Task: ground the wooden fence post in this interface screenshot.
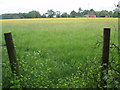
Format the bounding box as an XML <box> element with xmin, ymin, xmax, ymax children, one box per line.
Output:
<box><xmin>101</xmin><ymin>28</ymin><xmax>110</xmax><ymax>88</ymax></box>
<box><xmin>4</xmin><ymin>32</ymin><xmax>19</xmax><ymax>76</ymax></box>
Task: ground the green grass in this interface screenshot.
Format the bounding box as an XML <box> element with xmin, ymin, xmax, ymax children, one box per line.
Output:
<box><xmin>1</xmin><ymin>18</ymin><xmax>119</xmax><ymax>88</ymax></box>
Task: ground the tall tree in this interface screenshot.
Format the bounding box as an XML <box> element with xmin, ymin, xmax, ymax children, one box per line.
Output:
<box><xmin>70</xmin><ymin>10</ymin><xmax>77</xmax><ymax>17</ymax></box>
<box><xmin>82</xmin><ymin>10</ymin><xmax>90</xmax><ymax>15</ymax></box>
<box><xmin>113</xmin><ymin>11</ymin><xmax>119</xmax><ymax>17</ymax></box>
<box><xmin>19</xmin><ymin>13</ymin><xmax>27</xmax><ymax>18</ymax></box>
<box><xmin>78</xmin><ymin>8</ymin><xmax>82</xmax><ymax>13</ymax></box>
<box><xmin>99</xmin><ymin>10</ymin><xmax>108</xmax><ymax>17</ymax></box>
<box><xmin>56</xmin><ymin>11</ymin><xmax>61</xmax><ymax>18</ymax></box>
<box><xmin>90</xmin><ymin>9</ymin><xmax>95</xmax><ymax>15</ymax></box>
<box><xmin>61</xmin><ymin>12</ymin><xmax>68</xmax><ymax>18</ymax></box>
<box><xmin>108</xmin><ymin>11</ymin><xmax>113</xmax><ymax>17</ymax></box>
<box><xmin>47</xmin><ymin>9</ymin><xmax>56</xmax><ymax>18</ymax></box>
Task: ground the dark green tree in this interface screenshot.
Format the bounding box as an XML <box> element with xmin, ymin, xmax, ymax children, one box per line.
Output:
<box><xmin>76</xmin><ymin>8</ymin><xmax>83</xmax><ymax>17</ymax></box>
<box><xmin>70</xmin><ymin>10</ymin><xmax>77</xmax><ymax>17</ymax></box>
<box><xmin>2</xmin><ymin>14</ymin><xmax>21</xmax><ymax>19</ymax></box>
<box><xmin>47</xmin><ymin>9</ymin><xmax>56</xmax><ymax>18</ymax></box>
<box><xmin>113</xmin><ymin>11</ymin><xmax>119</xmax><ymax>17</ymax></box>
<box><xmin>61</xmin><ymin>12</ymin><xmax>68</xmax><ymax>18</ymax></box>
<box><xmin>90</xmin><ymin>9</ymin><xmax>95</xmax><ymax>15</ymax></box>
<box><xmin>108</xmin><ymin>11</ymin><xmax>113</xmax><ymax>17</ymax></box>
<box><xmin>26</xmin><ymin>10</ymin><xmax>41</xmax><ymax>18</ymax></box>
<box><xmin>19</xmin><ymin>13</ymin><xmax>27</xmax><ymax>18</ymax></box>
<box><xmin>82</xmin><ymin>10</ymin><xmax>90</xmax><ymax>15</ymax></box>
<box><xmin>99</xmin><ymin>10</ymin><xmax>109</xmax><ymax>17</ymax></box>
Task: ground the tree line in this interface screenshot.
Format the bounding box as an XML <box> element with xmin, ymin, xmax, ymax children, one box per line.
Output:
<box><xmin>0</xmin><ymin>8</ymin><xmax>119</xmax><ymax>19</ymax></box>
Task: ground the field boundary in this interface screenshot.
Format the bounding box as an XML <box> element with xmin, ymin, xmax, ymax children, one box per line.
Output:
<box><xmin>4</xmin><ymin>28</ymin><xmax>111</xmax><ymax>88</ymax></box>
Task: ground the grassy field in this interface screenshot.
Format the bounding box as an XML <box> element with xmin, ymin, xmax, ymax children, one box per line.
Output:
<box><xmin>1</xmin><ymin>18</ymin><xmax>119</xmax><ymax>88</ymax></box>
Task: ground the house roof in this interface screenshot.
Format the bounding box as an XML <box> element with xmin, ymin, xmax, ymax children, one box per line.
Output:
<box><xmin>84</xmin><ymin>15</ymin><xmax>96</xmax><ymax>17</ymax></box>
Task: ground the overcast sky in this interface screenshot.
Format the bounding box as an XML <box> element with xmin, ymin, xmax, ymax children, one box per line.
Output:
<box><xmin>0</xmin><ymin>0</ymin><xmax>119</xmax><ymax>14</ymax></box>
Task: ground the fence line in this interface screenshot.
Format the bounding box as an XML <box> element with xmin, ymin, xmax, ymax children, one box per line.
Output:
<box><xmin>4</xmin><ymin>28</ymin><xmax>111</xmax><ymax>88</ymax></box>
<box><xmin>4</xmin><ymin>32</ymin><xmax>19</xmax><ymax>76</ymax></box>
<box><xmin>101</xmin><ymin>28</ymin><xmax>110</xmax><ymax>88</ymax></box>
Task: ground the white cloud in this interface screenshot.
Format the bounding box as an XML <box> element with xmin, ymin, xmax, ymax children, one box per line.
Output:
<box><xmin>0</xmin><ymin>0</ymin><xmax>119</xmax><ymax>14</ymax></box>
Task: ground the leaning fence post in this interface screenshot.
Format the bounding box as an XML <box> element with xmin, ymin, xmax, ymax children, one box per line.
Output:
<box><xmin>4</xmin><ymin>32</ymin><xmax>19</xmax><ymax>76</ymax></box>
<box><xmin>101</xmin><ymin>28</ymin><xmax>110</xmax><ymax>88</ymax></box>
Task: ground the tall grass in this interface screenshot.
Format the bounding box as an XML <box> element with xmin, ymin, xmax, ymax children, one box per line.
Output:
<box><xmin>2</xmin><ymin>18</ymin><xmax>118</xmax><ymax>88</ymax></box>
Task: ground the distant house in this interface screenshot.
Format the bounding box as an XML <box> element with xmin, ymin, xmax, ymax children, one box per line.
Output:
<box><xmin>84</xmin><ymin>15</ymin><xmax>96</xmax><ymax>17</ymax></box>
